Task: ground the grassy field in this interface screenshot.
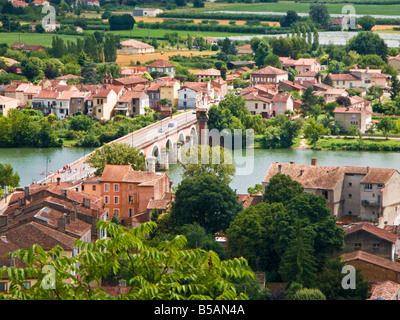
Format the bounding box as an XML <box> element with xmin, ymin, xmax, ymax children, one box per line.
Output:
<box><xmin>315</xmin><ymin>137</ymin><xmax>400</xmax><ymax>151</ymax></box>
<box><xmin>117</xmin><ymin>50</ymin><xmax>215</xmax><ymax>66</ymax></box>
<box><xmin>0</xmin><ymin>32</ymin><xmax>83</xmax><ymax>47</ymax></box>
<box><xmin>204</xmin><ymin>1</ymin><xmax>400</xmax><ymax>16</ymax></box>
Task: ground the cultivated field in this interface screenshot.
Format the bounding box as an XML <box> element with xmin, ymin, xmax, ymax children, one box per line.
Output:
<box><xmin>134</xmin><ymin>16</ymin><xmax>280</xmax><ymax>26</ymax></box>
<box><xmin>116</xmin><ymin>50</ymin><xmax>215</xmax><ymax>66</ymax></box>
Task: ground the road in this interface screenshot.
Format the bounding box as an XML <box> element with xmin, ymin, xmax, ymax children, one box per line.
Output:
<box><xmin>38</xmin><ymin>111</ymin><xmax>198</xmax><ymax>185</ymax></box>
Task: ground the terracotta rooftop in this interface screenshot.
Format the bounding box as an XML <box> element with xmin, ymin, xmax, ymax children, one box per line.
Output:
<box><xmin>195</xmin><ymin>68</ymin><xmax>221</xmax><ymax>77</ymax></box>
<box><xmin>368</xmin><ymin>281</ymin><xmax>400</xmax><ymax>300</ymax></box>
<box><xmin>262</xmin><ymin>161</ymin><xmax>398</xmax><ymax>190</ymax></box>
<box><xmin>342</xmin><ymin>250</ymin><xmax>400</xmax><ymax>273</ymax></box>
<box><xmin>113</xmin><ymin>75</ymin><xmax>149</xmax><ymax>85</ymax></box>
<box><xmin>251</xmin><ymin>66</ymin><xmax>288</xmax><ymax>75</ymax></box>
<box><xmin>345</xmin><ymin>222</ymin><xmax>398</xmax><ymax>244</ymax></box>
<box><xmin>100</xmin><ymin>165</ymin><xmax>167</xmax><ymax>185</ymax></box>
<box><xmin>146</xmin><ymin>59</ymin><xmax>175</xmax><ymax>68</ymax></box>
<box><xmin>120</xmin><ymin>39</ymin><xmax>154</xmax><ymax>49</ymax></box>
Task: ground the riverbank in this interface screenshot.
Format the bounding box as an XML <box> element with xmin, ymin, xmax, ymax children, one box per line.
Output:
<box><xmin>314</xmin><ymin>136</ymin><xmax>400</xmax><ymax>151</ymax></box>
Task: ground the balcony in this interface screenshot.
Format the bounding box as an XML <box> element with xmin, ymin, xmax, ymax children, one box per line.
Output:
<box><xmin>361</xmin><ymin>199</ymin><xmax>380</xmax><ymax>206</ymax></box>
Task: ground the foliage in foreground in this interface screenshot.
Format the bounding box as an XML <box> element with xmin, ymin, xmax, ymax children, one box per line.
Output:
<box><xmin>0</xmin><ymin>220</ymin><xmax>253</xmax><ymax>300</ymax></box>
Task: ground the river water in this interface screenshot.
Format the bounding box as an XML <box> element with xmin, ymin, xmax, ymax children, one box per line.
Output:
<box><xmin>1</xmin><ymin>147</ymin><xmax>400</xmax><ymax>194</ymax></box>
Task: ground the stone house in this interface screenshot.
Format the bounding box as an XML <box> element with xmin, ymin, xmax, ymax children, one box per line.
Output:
<box><xmin>250</xmin><ymin>66</ymin><xmax>288</xmax><ymax>85</ymax></box>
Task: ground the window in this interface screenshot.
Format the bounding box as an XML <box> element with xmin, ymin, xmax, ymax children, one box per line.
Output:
<box><xmin>348</xmin><ymin>194</ymin><xmax>352</xmax><ymax>199</ymax></box>
<box><xmin>114</xmin><ymin>184</ymin><xmax>119</xmax><ymax>192</ymax></box>
<box><xmin>104</xmin><ymin>184</ymin><xmax>110</xmax><ymax>192</ymax></box>
<box><xmin>98</xmin><ymin>109</ymin><xmax>101</xmax><ymax>113</ymax></box>
<box><xmin>92</xmin><ymin>185</ymin><xmax>96</xmax><ymax>191</ymax></box>
<box><xmin>377</xmin><ymin>184</ymin><xmax>384</xmax><ymax>189</ymax></box>
<box><xmin>255</xmin><ymin>103</ymin><xmax>258</xmax><ymax>109</ymax></box>
<box><xmin>114</xmin><ymin>196</ymin><xmax>119</xmax><ymax>204</ymax></box>
<box><xmin>354</xmin><ymin>243</ymin><xmax>362</xmax><ymax>249</ymax></box>
<box><xmin>129</xmin><ymin>184</ymin><xmax>133</xmax><ymax>191</ymax></box>
<box><xmin>104</xmin><ymin>196</ymin><xmax>109</xmax><ymax>204</ymax></box>
<box><xmin>0</xmin><ymin>283</ymin><xmax>7</xmax><ymax>291</ymax></box>
<box><xmin>129</xmin><ymin>195</ymin><xmax>134</xmax><ymax>203</ymax></box>
<box><xmin>129</xmin><ymin>208</ymin><xmax>134</xmax><ymax>217</ymax></box>
<box><xmin>348</xmin><ymin>182</ymin><xmax>352</xmax><ymax>187</ymax></box>
<box><xmin>364</xmin><ymin>184</ymin><xmax>373</xmax><ymax>191</ymax></box>
<box><xmin>113</xmin><ymin>209</ymin><xmax>119</xmax><ymax>217</ymax></box>
<box><xmin>373</xmin><ymin>243</ymin><xmax>380</xmax><ymax>249</ymax></box>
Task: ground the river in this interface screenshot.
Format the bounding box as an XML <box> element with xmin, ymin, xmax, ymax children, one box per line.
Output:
<box><xmin>0</xmin><ymin>147</ymin><xmax>94</xmax><ymax>187</ymax></box>
<box><xmin>1</xmin><ymin>147</ymin><xmax>400</xmax><ymax>194</ymax></box>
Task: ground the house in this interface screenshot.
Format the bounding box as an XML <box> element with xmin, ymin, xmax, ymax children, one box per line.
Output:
<box><xmin>114</xmin><ymin>90</ymin><xmax>149</xmax><ymax>117</ymax></box>
<box><xmin>31</xmin><ymin>0</ymin><xmax>50</xmax><ymax>6</ymax></box>
<box><xmin>333</xmin><ymin>95</ymin><xmax>373</xmax><ymax>133</ymax></box>
<box><xmin>204</xmin><ymin>37</ymin><xmax>218</xmax><ymax>45</ymax></box>
<box><xmin>314</xmin><ymin>88</ymin><xmax>348</xmax><ymax>103</ymax></box>
<box><xmin>349</xmin><ymin>68</ymin><xmax>390</xmax><ymax>89</ymax></box>
<box><xmin>250</xmin><ymin>66</ymin><xmax>288</xmax><ymax>85</ymax></box>
<box><xmin>0</xmin><ymin>182</ymin><xmax>108</xmax><ymax>293</ymax></box>
<box><xmin>262</xmin><ymin>159</ymin><xmax>400</xmax><ymax>227</ymax></box>
<box><xmin>227</xmin><ymin>61</ymin><xmax>255</xmax><ymax>70</ymax></box>
<box><xmin>113</xmin><ymin>75</ymin><xmax>149</xmax><ymax>89</ymax></box>
<box><xmin>242</xmin><ymin>92</ymin><xmax>272</xmax><ymax>118</ymax></box>
<box><xmin>92</xmin><ymin>88</ymin><xmax>119</xmax><ymax>120</ymax></box>
<box><xmin>281</xmin><ymin>58</ymin><xmax>322</xmax><ymax>73</ymax></box>
<box><xmin>10</xmin><ymin>43</ymin><xmax>46</xmax><ymax>52</ymax></box>
<box><xmin>146</xmin><ymin>82</ymin><xmax>162</xmax><ymax>110</ymax></box>
<box><xmin>82</xmin><ymin>165</ymin><xmax>171</xmax><ymax>228</ymax></box>
<box><xmin>211</xmin><ymin>77</ymin><xmax>227</xmax><ymax>101</ymax></box>
<box><xmin>0</xmin><ymin>95</ymin><xmax>19</xmax><ymax>117</ymax></box>
<box><xmin>388</xmin><ymin>55</ymin><xmax>400</xmax><ymax>70</ymax></box>
<box><xmin>368</xmin><ymin>281</ymin><xmax>400</xmax><ymax>300</ymax></box>
<box><xmin>278</xmin><ymin>80</ymin><xmax>307</xmax><ymax>95</ymax></box>
<box><xmin>342</xmin><ymin>251</ymin><xmax>400</xmax><ymax>284</ymax></box>
<box><xmin>236</xmin><ymin>44</ymin><xmax>253</xmax><ymax>56</ymax></box>
<box><xmin>177</xmin><ymin>82</ymin><xmax>212</xmax><ymax>109</ymax></box>
<box><xmin>330</xmin><ymin>73</ymin><xmax>363</xmax><ymax>90</ymax></box>
<box><xmin>132</xmin><ymin>7</ymin><xmax>163</xmax><ymax>17</ymax></box>
<box><xmin>294</xmin><ymin>71</ymin><xmax>318</xmax><ymax>82</ymax></box>
<box><xmin>30</xmin><ymin>21</ymin><xmax>60</xmax><ymax>33</ymax></box>
<box><xmin>195</xmin><ymin>68</ymin><xmax>221</xmax><ymax>82</ymax></box>
<box><xmin>118</xmin><ymin>39</ymin><xmax>154</xmax><ymax>54</ymax></box>
<box><xmin>121</xmin><ymin>66</ymin><xmax>147</xmax><ymax>77</ymax></box>
<box><xmin>69</xmin><ymin>90</ymin><xmax>90</xmax><ymax>115</ymax></box>
<box><xmin>344</xmin><ymin>222</ymin><xmax>399</xmax><ymax>261</ymax></box>
<box><xmin>146</xmin><ymin>59</ymin><xmax>176</xmax><ymax>78</ymax></box>
<box><xmin>159</xmin><ymin>77</ymin><xmax>181</xmax><ymax>108</ymax></box>
<box><xmin>8</xmin><ymin>0</ymin><xmax>28</xmax><ymax>7</ymax></box>
<box><xmin>32</xmin><ymin>89</ymin><xmax>79</xmax><ymax>119</ymax></box>
<box><xmin>271</xmin><ymin>93</ymin><xmax>295</xmax><ymax>116</ymax></box>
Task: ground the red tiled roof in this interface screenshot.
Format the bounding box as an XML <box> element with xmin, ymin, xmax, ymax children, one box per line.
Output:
<box><xmin>342</xmin><ymin>250</ymin><xmax>400</xmax><ymax>273</ymax></box>
<box><xmin>345</xmin><ymin>222</ymin><xmax>398</xmax><ymax>244</ymax></box>
<box><xmin>368</xmin><ymin>281</ymin><xmax>400</xmax><ymax>300</ymax></box>
<box><xmin>146</xmin><ymin>59</ymin><xmax>175</xmax><ymax>68</ymax></box>
<box><xmin>251</xmin><ymin>66</ymin><xmax>287</xmax><ymax>75</ymax></box>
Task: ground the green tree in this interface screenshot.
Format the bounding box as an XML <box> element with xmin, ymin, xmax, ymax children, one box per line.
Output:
<box><xmin>390</xmin><ymin>75</ymin><xmax>400</xmax><ymax>100</ymax></box>
<box><xmin>377</xmin><ymin>117</ymin><xmax>396</xmax><ymax>139</ymax></box>
<box><xmin>85</xmin><ymin>142</ymin><xmax>146</xmax><ymax>176</ymax></box>
<box><xmin>104</xmin><ymin>33</ymin><xmax>117</xmax><ymax>63</ymax></box>
<box><xmin>226</xmin><ymin>202</ymin><xmax>284</xmax><ymax>272</ymax></box>
<box><xmin>358</xmin><ymin>15</ymin><xmax>376</xmax><ymax>31</ymax></box>
<box><xmin>263</xmin><ymin>172</ymin><xmax>303</xmax><ymax>205</ymax></box>
<box><xmin>170</xmin><ymin>174</ymin><xmax>243</xmax><ymax>234</ymax></box>
<box><xmin>292</xmin><ymin>288</ymin><xmax>326</xmax><ymax>300</ymax></box>
<box><xmin>346</xmin><ymin>32</ymin><xmax>388</xmax><ymax>60</ymax></box>
<box><xmin>109</xmin><ymin>14</ymin><xmax>135</xmax><ymax>31</ymax></box>
<box><xmin>309</xmin><ymin>3</ymin><xmax>330</xmax><ymax>28</ymax></box>
<box><xmin>179</xmin><ymin>144</ymin><xmax>236</xmax><ymax>185</ymax></box>
<box><xmin>0</xmin><ymin>163</ymin><xmax>20</xmax><ymax>190</ymax></box>
<box><xmin>303</xmin><ymin>117</ymin><xmax>327</xmax><ymax>147</ymax></box>
<box><xmin>279</xmin><ymin>220</ymin><xmax>317</xmax><ymax>287</ymax></box>
<box><xmin>0</xmin><ymin>220</ymin><xmax>253</xmax><ymax>300</ymax></box>
<box><xmin>81</xmin><ymin>61</ymin><xmax>98</xmax><ymax>84</ymax></box>
<box><xmin>280</xmin><ymin>10</ymin><xmax>300</xmax><ymax>28</ymax></box>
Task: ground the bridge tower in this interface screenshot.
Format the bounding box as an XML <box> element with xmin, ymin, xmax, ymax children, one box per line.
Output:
<box><xmin>196</xmin><ymin>108</ymin><xmax>208</xmax><ymax>145</ymax></box>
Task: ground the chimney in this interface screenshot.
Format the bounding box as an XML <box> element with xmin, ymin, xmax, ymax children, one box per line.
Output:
<box><xmin>62</xmin><ymin>189</ymin><xmax>68</xmax><ymax>198</ymax></box>
<box><xmin>57</xmin><ymin>216</ymin><xmax>66</xmax><ymax>232</ymax></box>
<box><xmin>71</xmin><ymin>204</ymin><xmax>77</xmax><ymax>221</ymax></box>
<box><xmin>57</xmin><ymin>177</ymin><xmax>61</xmax><ymax>186</ymax></box>
<box><xmin>367</xmin><ymin>166</ymin><xmax>370</xmax><ymax>173</ymax></box>
<box><xmin>24</xmin><ymin>186</ymin><xmax>30</xmax><ymax>197</ymax></box>
<box><xmin>83</xmin><ymin>198</ymin><xmax>91</xmax><ymax>209</ymax></box>
<box><xmin>311</xmin><ymin>158</ymin><xmax>317</xmax><ymax>166</ymax></box>
<box><xmin>290</xmin><ymin>161</ymin><xmax>295</xmax><ymax>165</ymax></box>
<box><xmin>300</xmin><ymin>169</ymin><xmax>304</xmax><ymax>176</ymax></box>
<box><xmin>278</xmin><ymin>164</ymin><xmax>282</xmax><ymax>173</ymax></box>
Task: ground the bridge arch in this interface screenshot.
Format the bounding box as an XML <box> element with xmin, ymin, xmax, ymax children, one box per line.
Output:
<box><xmin>165</xmin><ymin>138</ymin><xmax>175</xmax><ymax>163</ymax></box>
<box><xmin>190</xmin><ymin>125</ymin><xmax>198</xmax><ymax>145</ymax></box>
<box><xmin>178</xmin><ymin>131</ymin><xmax>185</xmax><ymax>146</ymax></box>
